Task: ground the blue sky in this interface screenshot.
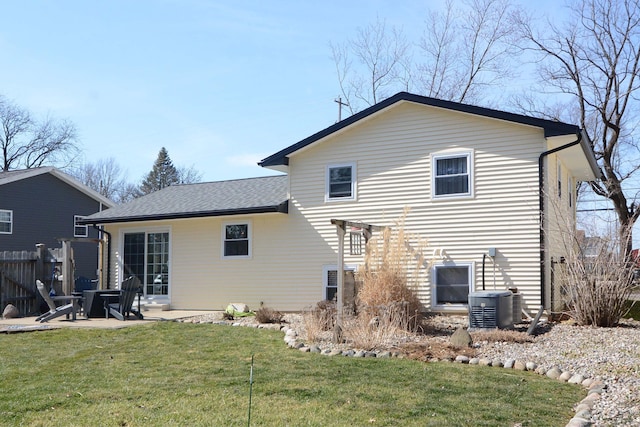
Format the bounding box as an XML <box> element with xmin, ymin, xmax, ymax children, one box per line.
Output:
<box><xmin>1</xmin><ymin>0</ymin><xmax>558</xmax><ymax>183</ymax></box>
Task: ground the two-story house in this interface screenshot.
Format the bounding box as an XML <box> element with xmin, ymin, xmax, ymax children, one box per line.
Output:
<box><xmin>81</xmin><ymin>92</ymin><xmax>601</xmax><ymax>314</ymax></box>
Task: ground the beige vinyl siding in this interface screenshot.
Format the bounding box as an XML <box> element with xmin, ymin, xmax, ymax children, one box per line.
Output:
<box><xmin>101</xmin><ymin>101</ymin><xmax>581</xmax><ymax>313</ymax></box>
<box><xmin>288</xmin><ymin>101</ymin><xmax>545</xmax><ymax>312</ymax></box>
<box><xmin>544</xmin><ymin>153</ymin><xmax>578</xmax><ymax>311</ymax></box>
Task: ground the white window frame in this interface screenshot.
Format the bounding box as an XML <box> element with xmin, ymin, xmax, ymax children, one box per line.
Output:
<box><xmin>558</xmin><ymin>161</ymin><xmax>562</xmax><ymax>199</ymax></box>
<box><xmin>222</xmin><ymin>221</ymin><xmax>252</xmax><ymax>259</ymax></box>
<box><xmin>0</xmin><ymin>209</ymin><xmax>12</xmax><ymax>234</ymax></box>
<box><xmin>325</xmin><ymin>162</ymin><xmax>357</xmax><ymax>202</ymax></box>
<box><xmin>322</xmin><ymin>264</ymin><xmax>357</xmax><ymax>302</ymax></box>
<box><xmin>118</xmin><ymin>226</ymin><xmax>171</xmax><ymax>303</ymax></box>
<box><xmin>431</xmin><ymin>262</ymin><xmax>474</xmax><ymax>310</ymax></box>
<box><xmin>74</xmin><ymin>215</ymin><xmax>88</xmax><ymax>238</ymax></box>
<box><xmin>568</xmin><ymin>176</ymin><xmax>573</xmax><ymax>208</ymax></box>
<box><xmin>431</xmin><ymin>151</ymin><xmax>473</xmax><ymax>199</ymax></box>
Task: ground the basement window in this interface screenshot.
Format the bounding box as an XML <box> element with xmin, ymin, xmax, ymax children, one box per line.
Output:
<box><xmin>433</xmin><ymin>263</ymin><xmax>473</xmax><ymax>307</ymax></box>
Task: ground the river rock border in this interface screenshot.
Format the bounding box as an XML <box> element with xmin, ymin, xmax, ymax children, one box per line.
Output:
<box><xmin>177</xmin><ymin>317</ymin><xmax>600</xmax><ymax>427</ymax></box>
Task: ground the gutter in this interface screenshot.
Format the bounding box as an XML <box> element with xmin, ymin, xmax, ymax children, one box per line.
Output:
<box><xmin>538</xmin><ymin>131</ymin><xmax>583</xmax><ymax>308</ymax></box>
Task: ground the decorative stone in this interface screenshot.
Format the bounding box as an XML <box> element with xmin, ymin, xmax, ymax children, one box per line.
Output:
<box><xmin>504</xmin><ymin>358</ymin><xmax>515</xmax><ymax>369</ymax></box>
<box><xmin>569</xmin><ymin>374</ymin><xmax>585</xmax><ymax>385</ymax></box>
<box><xmin>468</xmin><ymin>358</ymin><xmax>479</xmax><ymax>365</ymax></box>
<box><xmin>478</xmin><ymin>358</ymin><xmax>491</xmax><ymax>366</ymax></box>
<box><xmin>2</xmin><ymin>304</ymin><xmax>19</xmax><ymax>319</ymax></box>
<box><xmin>565</xmin><ymin>416</ymin><xmax>592</xmax><ymax>427</ymax></box>
<box><xmin>299</xmin><ymin>346</ymin><xmax>310</xmax><ymax>352</ymax></box>
<box><xmin>546</xmin><ymin>367</ymin><xmax>562</xmax><ymax>379</ymax></box>
<box><xmin>364</xmin><ymin>351</ymin><xmax>377</xmax><ymax>358</ymax></box>
<box><xmin>582</xmin><ymin>378</ymin><xmax>594</xmax><ymax>388</ymax></box>
<box><xmin>450</xmin><ymin>327</ymin><xmax>473</xmax><ymax>348</ymax></box>
<box><xmin>455</xmin><ymin>355</ymin><xmax>470</xmax><ymax>364</ymax></box>
<box><xmin>491</xmin><ymin>359</ymin><xmax>504</xmax><ymax>368</ymax></box>
<box><xmin>514</xmin><ymin>361</ymin><xmax>526</xmax><ymax>371</ymax></box>
<box><xmin>525</xmin><ymin>361</ymin><xmax>537</xmax><ymax>371</ymax></box>
<box><xmin>535</xmin><ymin>366</ymin><xmax>547</xmax><ymax>375</ymax></box>
<box><xmin>354</xmin><ymin>350</ymin><xmax>366</xmax><ymax>358</ymax></box>
<box><xmin>377</xmin><ymin>351</ymin><xmax>391</xmax><ymax>358</ymax></box>
<box><xmin>559</xmin><ymin>371</ymin><xmax>573</xmax><ymax>382</ymax></box>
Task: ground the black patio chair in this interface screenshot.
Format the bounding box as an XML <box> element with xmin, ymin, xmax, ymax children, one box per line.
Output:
<box><xmin>103</xmin><ymin>276</ymin><xmax>144</xmax><ymax>321</ymax></box>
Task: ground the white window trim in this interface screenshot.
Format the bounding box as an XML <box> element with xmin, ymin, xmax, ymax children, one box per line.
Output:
<box><xmin>0</xmin><ymin>209</ymin><xmax>12</xmax><ymax>234</ymax></box>
<box><xmin>325</xmin><ymin>162</ymin><xmax>357</xmax><ymax>202</ymax></box>
<box><xmin>117</xmin><ymin>226</ymin><xmax>171</xmax><ymax>303</ymax></box>
<box><xmin>322</xmin><ymin>264</ymin><xmax>357</xmax><ymax>301</ymax></box>
<box><xmin>568</xmin><ymin>176</ymin><xmax>573</xmax><ymax>208</ymax></box>
<box><xmin>431</xmin><ymin>262</ymin><xmax>474</xmax><ymax>311</ymax></box>
<box><xmin>74</xmin><ymin>215</ymin><xmax>88</xmax><ymax>238</ymax></box>
<box><xmin>222</xmin><ymin>221</ymin><xmax>252</xmax><ymax>259</ymax></box>
<box><xmin>431</xmin><ymin>150</ymin><xmax>474</xmax><ymax>200</ymax></box>
<box><xmin>558</xmin><ymin>161</ymin><xmax>562</xmax><ymax>199</ymax></box>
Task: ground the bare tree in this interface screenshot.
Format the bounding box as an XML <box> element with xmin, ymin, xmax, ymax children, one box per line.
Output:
<box><xmin>330</xmin><ymin>17</ymin><xmax>411</xmax><ymax>115</ymax></box>
<box><xmin>0</xmin><ymin>96</ymin><xmax>79</xmax><ymax>171</ymax></box>
<box><xmin>330</xmin><ymin>0</ymin><xmax>518</xmax><ymax>114</ymax></box>
<box><xmin>515</xmin><ymin>0</ymin><xmax>640</xmax><ymax>256</ymax></box>
<box><xmin>416</xmin><ymin>0</ymin><xmax>518</xmax><ymax>103</ymax></box>
<box><xmin>71</xmin><ymin>158</ymin><xmax>135</xmax><ymax>203</ymax></box>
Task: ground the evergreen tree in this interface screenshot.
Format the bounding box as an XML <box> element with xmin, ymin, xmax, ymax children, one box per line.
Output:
<box><xmin>139</xmin><ymin>147</ymin><xmax>180</xmax><ymax>195</ymax></box>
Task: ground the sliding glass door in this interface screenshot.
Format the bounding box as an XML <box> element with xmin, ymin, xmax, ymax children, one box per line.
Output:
<box><xmin>123</xmin><ymin>231</ymin><xmax>169</xmax><ymax>298</ymax></box>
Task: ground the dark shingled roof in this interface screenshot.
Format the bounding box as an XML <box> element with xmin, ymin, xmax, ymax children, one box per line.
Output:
<box><xmin>259</xmin><ymin>91</ymin><xmax>582</xmax><ymax>168</ymax></box>
<box><xmin>81</xmin><ymin>175</ymin><xmax>288</xmax><ymax>224</ymax></box>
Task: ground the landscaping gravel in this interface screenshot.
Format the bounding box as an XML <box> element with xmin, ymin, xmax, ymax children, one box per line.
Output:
<box><xmin>473</xmin><ymin>319</ymin><xmax>640</xmax><ymax>427</ymax></box>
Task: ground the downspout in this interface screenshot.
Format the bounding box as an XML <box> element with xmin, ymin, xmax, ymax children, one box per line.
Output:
<box><xmin>538</xmin><ymin>131</ymin><xmax>582</xmax><ymax>308</ymax></box>
<box><xmin>92</xmin><ymin>225</ymin><xmax>112</xmax><ymax>290</ymax></box>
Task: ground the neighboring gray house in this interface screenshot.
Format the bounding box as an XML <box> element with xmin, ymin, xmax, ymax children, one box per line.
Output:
<box><xmin>0</xmin><ymin>167</ymin><xmax>113</xmax><ymax>279</ymax></box>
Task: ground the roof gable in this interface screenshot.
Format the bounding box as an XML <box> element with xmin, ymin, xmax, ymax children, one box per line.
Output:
<box><xmin>259</xmin><ymin>92</ymin><xmax>582</xmax><ymax>168</ymax></box>
<box><xmin>0</xmin><ymin>166</ymin><xmax>114</xmax><ymax>207</ymax></box>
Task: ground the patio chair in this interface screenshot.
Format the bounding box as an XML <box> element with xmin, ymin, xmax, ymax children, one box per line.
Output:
<box><xmin>104</xmin><ymin>276</ymin><xmax>144</xmax><ymax>321</ymax></box>
<box><xmin>35</xmin><ymin>280</ymin><xmax>77</xmax><ymax>323</ymax></box>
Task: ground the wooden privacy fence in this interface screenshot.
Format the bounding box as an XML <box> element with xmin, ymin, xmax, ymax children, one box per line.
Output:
<box><xmin>0</xmin><ymin>245</ymin><xmax>62</xmax><ymax>317</ymax></box>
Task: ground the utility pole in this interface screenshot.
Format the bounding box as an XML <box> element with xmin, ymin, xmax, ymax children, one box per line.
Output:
<box><xmin>334</xmin><ymin>97</ymin><xmax>349</xmax><ymax>122</ymax></box>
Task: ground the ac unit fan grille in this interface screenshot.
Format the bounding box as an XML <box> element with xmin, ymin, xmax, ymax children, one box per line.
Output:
<box><xmin>470</xmin><ymin>305</ymin><xmax>497</xmax><ymax>328</ymax></box>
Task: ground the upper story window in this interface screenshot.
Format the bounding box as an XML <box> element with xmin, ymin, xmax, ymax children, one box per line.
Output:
<box><xmin>326</xmin><ymin>163</ymin><xmax>356</xmax><ymax>201</ymax></box>
<box><xmin>74</xmin><ymin>215</ymin><xmax>88</xmax><ymax>237</ymax></box>
<box><xmin>223</xmin><ymin>222</ymin><xmax>251</xmax><ymax>258</ymax></box>
<box><xmin>0</xmin><ymin>210</ymin><xmax>12</xmax><ymax>234</ymax></box>
<box><xmin>432</xmin><ymin>151</ymin><xmax>473</xmax><ymax>198</ymax></box>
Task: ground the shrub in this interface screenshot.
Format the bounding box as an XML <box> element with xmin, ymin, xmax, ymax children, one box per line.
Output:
<box><xmin>355</xmin><ymin>208</ymin><xmax>427</xmax><ymax>330</ymax></box>
<box><xmin>344</xmin><ymin>302</ymin><xmax>420</xmax><ymax>350</ymax></box>
<box><xmin>255</xmin><ymin>306</ymin><xmax>283</xmax><ymax>324</ymax></box>
<box><xmin>553</xmin><ymin>208</ymin><xmax>635</xmax><ymax>327</ymax></box>
<box><xmin>301</xmin><ymin>300</ymin><xmax>336</xmax><ymax>343</ymax></box>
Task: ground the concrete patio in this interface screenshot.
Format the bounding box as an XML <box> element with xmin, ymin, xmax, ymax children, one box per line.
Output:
<box><xmin>0</xmin><ymin>308</ymin><xmax>216</xmax><ymax>332</ymax></box>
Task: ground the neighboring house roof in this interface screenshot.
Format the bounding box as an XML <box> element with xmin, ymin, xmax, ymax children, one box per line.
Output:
<box><xmin>0</xmin><ymin>166</ymin><xmax>114</xmax><ymax>208</ymax></box>
<box><xmin>258</xmin><ymin>91</ymin><xmax>596</xmax><ymax>172</ymax></box>
<box><xmin>81</xmin><ymin>175</ymin><xmax>289</xmax><ymax>224</ymax></box>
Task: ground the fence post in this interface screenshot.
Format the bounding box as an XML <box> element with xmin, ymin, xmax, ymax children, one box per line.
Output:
<box><xmin>35</xmin><ymin>244</ymin><xmax>46</xmax><ymax>282</ymax></box>
<box><xmin>62</xmin><ymin>240</ymin><xmax>73</xmax><ymax>295</ymax></box>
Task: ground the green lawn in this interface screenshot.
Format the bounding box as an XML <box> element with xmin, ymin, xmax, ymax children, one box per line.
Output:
<box><xmin>0</xmin><ymin>322</ymin><xmax>583</xmax><ymax>426</ymax></box>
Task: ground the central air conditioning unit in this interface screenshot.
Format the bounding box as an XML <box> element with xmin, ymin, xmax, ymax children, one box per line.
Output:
<box><xmin>468</xmin><ymin>290</ymin><xmax>513</xmax><ymax>329</ymax></box>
